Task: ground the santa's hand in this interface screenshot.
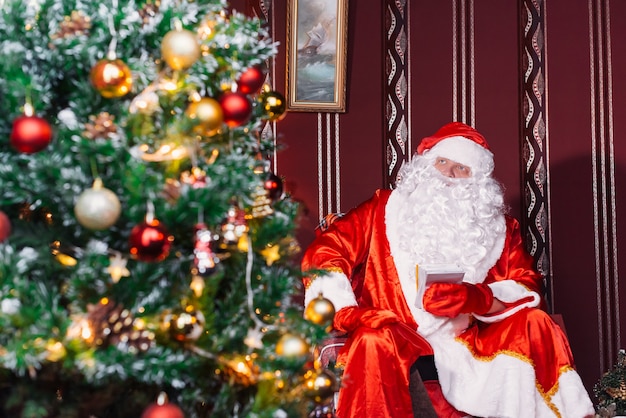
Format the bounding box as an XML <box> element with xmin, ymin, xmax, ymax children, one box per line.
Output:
<box><xmin>422</xmin><ymin>282</ymin><xmax>494</xmax><ymax>317</ymax></box>
<box><xmin>333</xmin><ymin>306</ymin><xmax>400</xmax><ymax>333</ymax></box>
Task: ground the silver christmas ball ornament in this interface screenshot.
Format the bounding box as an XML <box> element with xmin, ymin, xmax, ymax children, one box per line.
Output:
<box><xmin>74</xmin><ymin>178</ymin><xmax>121</xmax><ymax>230</ymax></box>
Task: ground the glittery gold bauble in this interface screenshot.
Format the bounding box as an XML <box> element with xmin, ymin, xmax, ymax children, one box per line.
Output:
<box><xmin>74</xmin><ymin>178</ymin><xmax>121</xmax><ymax>230</ymax></box>
<box><xmin>259</xmin><ymin>90</ymin><xmax>287</xmax><ymax>121</ymax></box>
<box><xmin>221</xmin><ymin>355</ymin><xmax>260</xmax><ymax>386</ymax></box>
<box><xmin>275</xmin><ymin>333</ymin><xmax>309</xmax><ymax>357</ymax></box>
<box><xmin>90</xmin><ymin>58</ymin><xmax>133</xmax><ymax>98</ymax></box>
<box><xmin>302</xmin><ymin>368</ymin><xmax>339</xmax><ymax>403</ymax></box>
<box><xmin>161</xmin><ymin>28</ymin><xmax>200</xmax><ymax>71</ymax></box>
<box><xmin>304</xmin><ymin>293</ymin><xmax>335</xmax><ymax>326</ymax></box>
<box><xmin>186</xmin><ymin>97</ymin><xmax>223</xmax><ymax>136</ymax></box>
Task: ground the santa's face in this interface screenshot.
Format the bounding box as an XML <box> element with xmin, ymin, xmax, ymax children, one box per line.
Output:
<box><xmin>432</xmin><ymin>157</ymin><xmax>472</xmax><ymax>178</ymax></box>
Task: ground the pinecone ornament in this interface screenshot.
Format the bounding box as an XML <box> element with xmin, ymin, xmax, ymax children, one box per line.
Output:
<box><xmin>87</xmin><ymin>299</ymin><xmax>155</xmax><ymax>353</ymax></box>
<box><xmin>83</xmin><ymin>112</ymin><xmax>118</xmax><ymax>140</ymax></box>
<box><xmin>138</xmin><ymin>1</ymin><xmax>161</xmax><ymax>26</ymax></box>
<box><xmin>50</xmin><ymin>10</ymin><xmax>92</xmax><ymax>41</ymax></box>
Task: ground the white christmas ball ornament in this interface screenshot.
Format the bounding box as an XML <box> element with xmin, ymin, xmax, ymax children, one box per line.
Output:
<box><xmin>74</xmin><ymin>178</ymin><xmax>121</xmax><ymax>230</ymax></box>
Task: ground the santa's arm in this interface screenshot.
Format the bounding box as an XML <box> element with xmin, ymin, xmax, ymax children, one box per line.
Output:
<box><xmin>473</xmin><ymin>216</ymin><xmax>544</xmax><ymax>323</ymax></box>
<box><xmin>301</xmin><ymin>192</ymin><xmax>383</xmax><ymax>311</ymax></box>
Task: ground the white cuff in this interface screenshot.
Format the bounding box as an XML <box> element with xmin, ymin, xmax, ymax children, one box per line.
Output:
<box><xmin>473</xmin><ymin>281</ymin><xmax>541</xmax><ymax>323</ymax></box>
<box><xmin>304</xmin><ymin>271</ymin><xmax>358</xmax><ymax>312</ymax></box>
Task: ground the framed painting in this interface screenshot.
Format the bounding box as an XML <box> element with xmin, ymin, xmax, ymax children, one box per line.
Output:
<box><xmin>286</xmin><ymin>0</ymin><xmax>348</xmax><ymax>112</ymax></box>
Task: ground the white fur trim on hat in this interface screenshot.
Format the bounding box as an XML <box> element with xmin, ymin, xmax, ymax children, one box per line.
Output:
<box><xmin>426</xmin><ymin>136</ymin><xmax>494</xmax><ymax>174</ymax></box>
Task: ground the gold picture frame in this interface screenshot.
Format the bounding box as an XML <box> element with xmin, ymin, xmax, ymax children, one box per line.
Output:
<box><xmin>286</xmin><ymin>0</ymin><xmax>348</xmax><ymax>113</ymax></box>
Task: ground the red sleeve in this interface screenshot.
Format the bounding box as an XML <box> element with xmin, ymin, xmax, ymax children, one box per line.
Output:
<box><xmin>301</xmin><ymin>190</ymin><xmax>388</xmax><ymax>280</ymax></box>
<box><xmin>486</xmin><ymin>216</ymin><xmax>546</xmax><ymax>300</ymax></box>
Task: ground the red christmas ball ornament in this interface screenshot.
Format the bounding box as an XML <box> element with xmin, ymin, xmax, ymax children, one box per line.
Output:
<box><xmin>128</xmin><ymin>218</ymin><xmax>173</xmax><ymax>262</ymax></box>
<box><xmin>219</xmin><ymin>91</ymin><xmax>252</xmax><ymax>127</ymax></box>
<box><xmin>236</xmin><ymin>64</ymin><xmax>266</xmax><ymax>95</ymax></box>
<box><xmin>10</xmin><ymin>115</ymin><xmax>53</xmax><ymax>154</ymax></box>
<box><xmin>0</xmin><ymin>211</ymin><xmax>11</xmax><ymax>243</ymax></box>
<box><xmin>264</xmin><ymin>172</ymin><xmax>284</xmax><ymax>201</ymax></box>
<box><xmin>141</xmin><ymin>392</ymin><xmax>184</xmax><ymax>418</ymax></box>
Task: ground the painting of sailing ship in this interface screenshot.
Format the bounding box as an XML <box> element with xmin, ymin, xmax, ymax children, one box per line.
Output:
<box><xmin>287</xmin><ymin>0</ymin><xmax>348</xmax><ymax>112</ymax></box>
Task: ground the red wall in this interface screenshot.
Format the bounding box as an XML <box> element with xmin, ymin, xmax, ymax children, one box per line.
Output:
<box><xmin>237</xmin><ymin>0</ymin><xmax>626</xmax><ymax>396</ymax></box>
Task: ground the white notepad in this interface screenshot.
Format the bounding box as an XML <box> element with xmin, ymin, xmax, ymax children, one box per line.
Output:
<box><xmin>414</xmin><ymin>263</ymin><xmax>465</xmax><ymax>309</ymax></box>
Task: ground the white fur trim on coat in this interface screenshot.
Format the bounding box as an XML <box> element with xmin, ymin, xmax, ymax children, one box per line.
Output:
<box><xmin>429</xmin><ymin>336</ymin><xmax>595</xmax><ymax>418</ymax></box>
<box><xmin>473</xmin><ymin>281</ymin><xmax>542</xmax><ymax>323</ymax></box>
<box><xmin>304</xmin><ymin>271</ymin><xmax>358</xmax><ymax>312</ymax></box>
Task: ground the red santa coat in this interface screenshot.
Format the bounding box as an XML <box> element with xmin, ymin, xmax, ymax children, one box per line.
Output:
<box><xmin>302</xmin><ymin>189</ymin><xmax>594</xmax><ymax>418</ymax></box>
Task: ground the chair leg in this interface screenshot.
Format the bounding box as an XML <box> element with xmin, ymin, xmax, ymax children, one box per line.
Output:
<box><xmin>409</xmin><ymin>366</ymin><xmax>438</xmax><ymax>418</ymax></box>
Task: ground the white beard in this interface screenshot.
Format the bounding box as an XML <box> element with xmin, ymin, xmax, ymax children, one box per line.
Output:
<box><xmin>393</xmin><ymin>155</ymin><xmax>507</xmax><ymax>283</ymax></box>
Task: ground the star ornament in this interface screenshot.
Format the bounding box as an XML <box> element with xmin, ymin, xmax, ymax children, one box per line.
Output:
<box><xmin>260</xmin><ymin>244</ymin><xmax>280</xmax><ymax>266</ymax></box>
<box><xmin>243</xmin><ymin>326</ymin><xmax>264</xmax><ymax>349</ymax></box>
<box><xmin>107</xmin><ymin>252</ymin><xmax>130</xmax><ymax>283</ymax></box>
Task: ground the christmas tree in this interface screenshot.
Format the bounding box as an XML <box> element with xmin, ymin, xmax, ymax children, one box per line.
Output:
<box><xmin>0</xmin><ymin>1</ymin><xmax>335</xmax><ymax>416</ymax></box>
<box><xmin>595</xmin><ymin>349</ymin><xmax>626</xmax><ymax>417</ymax></box>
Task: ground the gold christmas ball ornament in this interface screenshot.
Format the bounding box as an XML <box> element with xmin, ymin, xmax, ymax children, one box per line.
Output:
<box><xmin>305</xmin><ymin>293</ymin><xmax>336</xmax><ymax>326</ymax></box>
<box><xmin>74</xmin><ymin>178</ymin><xmax>121</xmax><ymax>230</ymax></box>
<box><xmin>259</xmin><ymin>90</ymin><xmax>287</xmax><ymax>121</ymax></box>
<box><xmin>161</xmin><ymin>28</ymin><xmax>201</xmax><ymax>71</ymax></box>
<box><xmin>275</xmin><ymin>333</ymin><xmax>309</xmax><ymax>358</ymax></box>
<box><xmin>302</xmin><ymin>368</ymin><xmax>340</xmax><ymax>403</ymax></box>
<box><xmin>185</xmin><ymin>97</ymin><xmax>223</xmax><ymax>136</ymax></box>
<box><xmin>90</xmin><ymin>58</ymin><xmax>133</xmax><ymax>98</ymax></box>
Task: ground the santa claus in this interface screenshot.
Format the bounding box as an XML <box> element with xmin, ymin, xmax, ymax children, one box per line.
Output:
<box><xmin>301</xmin><ymin>122</ymin><xmax>595</xmax><ymax>417</ymax></box>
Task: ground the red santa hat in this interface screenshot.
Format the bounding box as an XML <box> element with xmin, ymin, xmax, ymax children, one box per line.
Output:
<box><xmin>417</xmin><ymin>122</ymin><xmax>494</xmax><ymax>174</ymax></box>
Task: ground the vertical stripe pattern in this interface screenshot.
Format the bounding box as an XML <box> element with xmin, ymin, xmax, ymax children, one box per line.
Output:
<box><xmin>317</xmin><ymin>113</ymin><xmax>342</xmax><ymax>218</ymax></box>
<box><xmin>384</xmin><ymin>0</ymin><xmax>409</xmax><ymax>188</ymax></box>
<box><xmin>589</xmin><ymin>0</ymin><xmax>619</xmax><ymax>373</ymax></box>
<box><xmin>452</xmin><ymin>0</ymin><xmax>475</xmax><ymax>125</ymax></box>
<box><xmin>520</xmin><ymin>0</ymin><xmax>553</xmax><ymax>309</ymax></box>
